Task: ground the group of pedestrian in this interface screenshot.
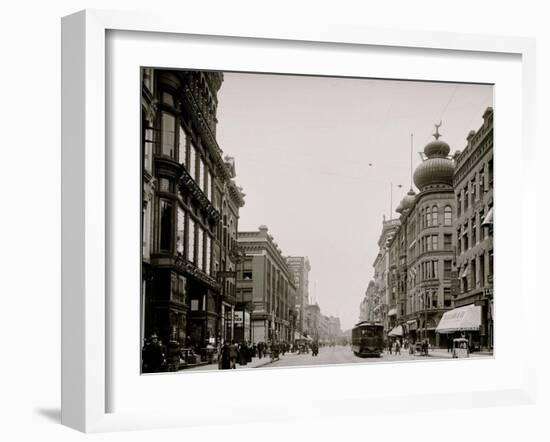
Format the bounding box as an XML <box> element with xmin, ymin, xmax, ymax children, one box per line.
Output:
<box><xmin>142</xmin><ymin>334</ymin><xmax>166</xmax><ymax>373</ymax></box>
<box><xmin>219</xmin><ymin>341</ymin><xmax>255</xmax><ymax>370</ymax></box>
<box><xmin>386</xmin><ymin>339</ymin><xmax>402</xmax><ymax>355</ymax></box>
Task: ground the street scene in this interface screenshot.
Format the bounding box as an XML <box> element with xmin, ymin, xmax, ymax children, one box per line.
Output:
<box><xmin>140</xmin><ymin>68</ymin><xmax>494</xmax><ymax>374</ymax></box>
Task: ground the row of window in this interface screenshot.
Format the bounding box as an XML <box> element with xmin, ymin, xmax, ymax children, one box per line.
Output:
<box><xmin>408</xmin><ymin>259</ymin><xmax>454</xmax><ymax>286</ymax></box>
<box><xmin>457</xmin><ymin>159</ymin><xmax>493</xmax><ymax>217</ymax></box>
<box><xmin>409</xmin><ymin>289</ymin><xmax>453</xmax><ymax>311</ymax></box>
<box><xmin>460</xmin><ymin>250</ymin><xmax>493</xmax><ymax>293</ymax></box>
<box><xmin>159</xmin><ymin>199</ymin><xmax>213</xmax><ymax>275</ymax></box>
<box><xmin>160</xmin><ymin>110</ymin><xmax>214</xmax><ymax>201</ymax></box>
<box><xmin>456</xmin><ymin>207</ymin><xmax>489</xmax><ymax>254</ymax></box>
<box><xmin>419</xmin><ymin>205</ymin><xmax>453</xmax><ymax>229</ymax></box>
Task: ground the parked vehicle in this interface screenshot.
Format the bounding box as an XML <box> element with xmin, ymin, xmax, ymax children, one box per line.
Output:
<box><xmin>452</xmin><ymin>338</ymin><xmax>470</xmax><ymax>358</ymax></box>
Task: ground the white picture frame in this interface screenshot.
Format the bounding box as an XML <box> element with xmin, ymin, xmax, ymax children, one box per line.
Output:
<box><xmin>61</xmin><ymin>9</ymin><xmax>537</xmax><ymax>433</ymax></box>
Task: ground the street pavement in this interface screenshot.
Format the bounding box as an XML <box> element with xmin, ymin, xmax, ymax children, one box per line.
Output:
<box><xmin>182</xmin><ymin>345</ymin><xmax>493</xmax><ymax>372</ymax></box>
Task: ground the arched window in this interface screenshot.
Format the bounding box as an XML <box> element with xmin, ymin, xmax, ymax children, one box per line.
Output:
<box><xmin>444</xmin><ymin>205</ymin><xmax>452</xmax><ymax>226</ymax></box>
<box><xmin>431</xmin><ymin>205</ymin><xmax>439</xmax><ymax>226</ymax></box>
<box><xmin>426</xmin><ymin>207</ymin><xmax>432</xmax><ymax>227</ymax></box>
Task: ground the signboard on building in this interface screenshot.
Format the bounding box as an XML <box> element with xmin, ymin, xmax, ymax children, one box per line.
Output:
<box><xmin>234</xmin><ymin>311</ymin><xmax>244</xmax><ymax>327</ymax></box>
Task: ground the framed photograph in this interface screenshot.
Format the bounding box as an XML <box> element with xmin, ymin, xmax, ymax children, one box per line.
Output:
<box><xmin>62</xmin><ymin>9</ymin><xmax>537</xmax><ymax>433</ymax></box>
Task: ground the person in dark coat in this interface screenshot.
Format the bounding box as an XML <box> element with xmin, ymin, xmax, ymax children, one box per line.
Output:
<box><xmin>142</xmin><ymin>334</ymin><xmax>165</xmax><ymax>373</ymax></box>
<box><xmin>219</xmin><ymin>342</ymin><xmax>231</xmax><ymax>369</ymax></box>
<box><xmin>257</xmin><ymin>342</ymin><xmax>263</xmax><ymax>359</ymax></box>
<box><xmin>245</xmin><ymin>342</ymin><xmax>252</xmax><ymax>363</ymax></box>
<box><xmin>229</xmin><ymin>341</ymin><xmax>239</xmax><ymax>369</ymax></box>
<box><xmin>239</xmin><ymin>342</ymin><xmax>248</xmax><ymax>366</ymax></box>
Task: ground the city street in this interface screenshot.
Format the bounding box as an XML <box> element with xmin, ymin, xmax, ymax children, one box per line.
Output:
<box><xmin>264</xmin><ymin>345</ymin><xmax>491</xmax><ymax>368</ymax></box>
<box><xmin>182</xmin><ymin>345</ymin><xmax>492</xmax><ymax>372</ymax></box>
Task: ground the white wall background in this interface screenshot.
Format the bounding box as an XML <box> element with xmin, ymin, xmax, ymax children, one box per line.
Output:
<box><xmin>0</xmin><ymin>1</ymin><xmax>547</xmax><ymax>441</ymax></box>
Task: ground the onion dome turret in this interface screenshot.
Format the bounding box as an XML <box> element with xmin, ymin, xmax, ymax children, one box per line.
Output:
<box><xmin>413</xmin><ymin>122</ymin><xmax>455</xmax><ymax>191</ymax></box>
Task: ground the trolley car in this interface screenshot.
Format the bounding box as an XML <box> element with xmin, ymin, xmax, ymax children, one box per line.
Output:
<box><xmin>351</xmin><ymin>321</ymin><xmax>384</xmax><ymax>357</ymax></box>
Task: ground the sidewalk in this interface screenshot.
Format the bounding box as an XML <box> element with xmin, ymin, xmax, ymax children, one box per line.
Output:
<box><xmin>181</xmin><ymin>353</ymin><xmax>283</xmax><ymax>372</ymax></box>
<box><xmin>427</xmin><ymin>348</ymin><xmax>494</xmax><ymax>359</ymax></box>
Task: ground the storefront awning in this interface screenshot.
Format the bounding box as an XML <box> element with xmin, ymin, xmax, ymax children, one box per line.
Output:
<box><xmin>388</xmin><ymin>308</ymin><xmax>397</xmax><ymax>316</ymax></box>
<box><xmin>388</xmin><ymin>325</ymin><xmax>403</xmax><ymax>336</ymax></box>
<box><xmin>435</xmin><ymin>304</ymin><xmax>481</xmax><ymax>334</ymax></box>
<box><xmin>407</xmin><ymin>320</ymin><xmax>417</xmax><ymax>331</ymax></box>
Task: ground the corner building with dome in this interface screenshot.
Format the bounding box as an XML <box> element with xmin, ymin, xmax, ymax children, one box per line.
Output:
<box><xmin>386</xmin><ymin>124</ymin><xmax>458</xmax><ymax>349</ymax></box>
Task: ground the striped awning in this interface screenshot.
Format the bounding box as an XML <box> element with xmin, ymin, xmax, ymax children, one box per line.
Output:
<box><xmin>436</xmin><ymin>304</ymin><xmax>481</xmax><ymax>334</ymax></box>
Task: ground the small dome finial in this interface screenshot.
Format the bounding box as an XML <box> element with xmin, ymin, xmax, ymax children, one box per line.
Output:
<box><xmin>433</xmin><ymin>121</ymin><xmax>442</xmax><ymax>140</ymax></box>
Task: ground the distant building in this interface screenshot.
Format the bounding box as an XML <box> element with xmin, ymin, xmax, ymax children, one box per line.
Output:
<box><xmin>359</xmin><ymin>280</ymin><xmax>376</xmax><ymax>322</ymax></box>
<box><xmin>285</xmin><ymin>256</ymin><xmax>311</xmax><ymax>334</ymax></box>
<box><xmin>305</xmin><ymin>304</ymin><xmax>321</xmax><ymax>340</ymax></box>
<box><xmin>236</xmin><ymin>226</ymin><xmax>296</xmax><ymax>343</ymax></box>
<box><xmin>328</xmin><ymin>316</ymin><xmax>343</xmax><ymax>342</ymax></box>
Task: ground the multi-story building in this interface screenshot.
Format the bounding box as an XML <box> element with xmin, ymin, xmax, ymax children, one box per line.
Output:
<box><xmin>372</xmin><ymin>217</ymin><xmax>400</xmax><ymax>333</ymax></box>
<box><xmin>140</xmin><ymin>68</ymin><xmax>245</xmax><ymax>355</ymax></box>
<box><xmin>385</xmin><ymin>124</ymin><xmax>457</xmax><ymax>348</ymax></box>
<box><xmin>359</xmin><ymin>280</ymin><xmax>376</xmax><ymax>322</ymax></box>
<box><xmin>327</xmin><ymin>316</ymin><xmax>343</xmax><ymax>343</ymax></box>
<box><xmin>236</xmin><ymin>226</ymin><xmax>296</xmax><ymax>343</ymax></box>
<box><xmin>285</xmin><ymin>256</ymin><xmax>311</xmax><ymax>334</ymax></box>
<box><xmin>452</xmin><ymin>107</ymin><xmax>494</xmax><ymax>350</ymax></box>
<box><xmin>305</xmin><ymin>303</ymin><xmax>321</xmax><ymax>340</ymax></box>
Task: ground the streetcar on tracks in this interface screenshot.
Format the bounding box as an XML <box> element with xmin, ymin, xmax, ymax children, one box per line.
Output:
<box><xmin>351</xmin><ymin>321</ymin><xmax>384</xmax><ymax>357</ymax></box>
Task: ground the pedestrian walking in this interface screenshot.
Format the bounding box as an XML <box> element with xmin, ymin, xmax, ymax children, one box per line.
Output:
<box><xmin>388</xmin><ymin>340</ymin><xmax>392</xmax><ymax>355</ymax></box>
<box><xmin>229</xmin><ymin>340</ymin><xmax>239</xmax><ymax>369</ymax></box>
<box><xmin>219</xmin><ymin>342</ymin><xmax>231</xmax><ymax>370</ymax></box>
<box><xmin>395</xmin><ymin>339</ymin><xmax>401</xmax><ymax>355</ymax></box>
<box><xmin>239</xmin><ymin>342</ymin><xmax>248</xmax><ymax>366</ymax></box>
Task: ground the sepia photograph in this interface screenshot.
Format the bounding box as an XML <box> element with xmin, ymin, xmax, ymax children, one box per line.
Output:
<box><xmin>140</xmin><ymin>68</ymin><xmax>494</xmax><ymax>374</ymax></box>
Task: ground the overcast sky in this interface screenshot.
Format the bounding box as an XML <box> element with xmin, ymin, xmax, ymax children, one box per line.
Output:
<box><xmin>216</xmin><ymin>72</ymin><xmax>493</xmax><ymax>331</ymax></box>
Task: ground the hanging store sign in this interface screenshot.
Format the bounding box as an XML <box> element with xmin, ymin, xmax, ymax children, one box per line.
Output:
<box><xmin>234</xmin><ymin>311</ymin><xmax>244</xmax><ymax>327</ymax></box>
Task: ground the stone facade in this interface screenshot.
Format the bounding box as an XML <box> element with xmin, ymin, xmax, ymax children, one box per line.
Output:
<box><xmin>453</xmin><ymin>107</ymin><xmax>494</xmax><ymax>350</ymax></box>
<box><xmin>285</xmin><ymin>256</ymin><xmax>311</xmax><ymax>334</ymax></box>
<box><xmin>236</xmin><ymin>226</ymin><xmax>296</xmax><ymax>343</ymax></box>
<box><xmin>140</xmin><ymin>68</ymin><xmax>245</xmax><ymax>356</ymax></box>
